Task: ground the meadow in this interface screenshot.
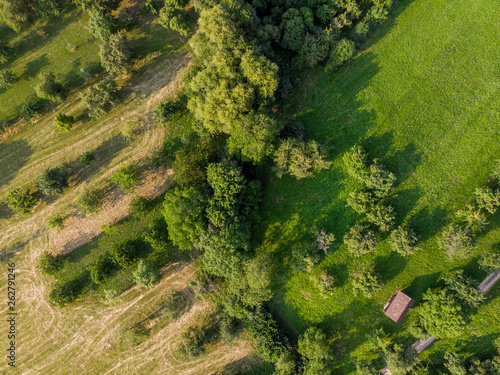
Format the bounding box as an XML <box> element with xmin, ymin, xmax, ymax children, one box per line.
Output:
<box><xmin>254</xmin><ymin>0</ymin><xmax>500</xmax><ymax>372</ymax></box>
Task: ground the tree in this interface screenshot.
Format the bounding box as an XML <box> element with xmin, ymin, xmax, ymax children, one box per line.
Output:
<box><xmin>111</xmin><ymin>164</ymin><xmax>138</xmax><ymax>192</ymax></box>
<box><xmin>0</xmin><ymin>69</ymin><xmax>16</xmax><ymax>89</ymax></box>
<box><xmin>143</xmin><ymin>219</ymin><xmax>170</xmax><ymax>252</ymax></box>
<box><xmin>351</xmin><ymin>268</ymin><xmax>382</xmax><ymax>297</ymax></box>
<box><xmin>80</xmin><ymin>152</ymin><xmax>94</xmax><ymax>165</ymax></box>
<box><xmin>366</xmin><ymin>204</ymin><xmax>395</xmax><ymax>232</ymax></box>
<box><xmin>280</xmin><ymin>8</ymin><xmax>313</xmax><ymax>51</ymax></box>
<box><xmin>118</xmin><ymin>7</ymin><xmax>135</xmax><ymax>27</ymax></box>
<box><xmin>177</xmin><ymin>326</ymin><xmax>206</xmax><ymax>359</ymax></box>
<box><xmin>274</xmin><ymin>138</ymin><xmax>331</xmax><ymax>179</ymax></box>
<box><xmin>312</xmin><ymin>227</ymin><xmax>335</xmax><ymax>254</ymax></box>
<box><xmin>478</xmin><ymin>252</ymin><xmax>500</xmax><ymax>273</ymax></box>
<box><xmin>455</xmin><ymin>205</ymin><xmax>488</xmax><ymax>233</ymax></box>
<box><xmin>363</xmin><ymin>160</ymin><xmax>396</xmax><ymax>199</ymax></box>
<box><xmin>6</xmin><ymin>189</ymin><xmax>37</xmax><ymax>214</ymax></box>
<box><xmin>35</xmin><ymin>72</ymin><xmax>64</xmax><ymax>102</ymax></box>
<box><xmin>294</xmin><ymin>33</ymin><xmax>330</xmax><ymax>69</ymax></box>
<box><xmin>37</xmin><ymin>167</ymin><xmax>68</xmax><ymax>196</ymax></box>
<box><xmin>227</xmin><ymin>111</ymin><xmax>283</xmax><ymax>163</ymax></box>
<box><xmin>438</xmin><ymin>223</ymin><xmax>476</xmax><ymax>259</ymax></box>
<box><xmin>291</xmin><ymin>242</ymin><xmax>322</xmax><ymax>272</ymax></box>
<box><xmin>160</xmin><ymin>7</ymin><xmax>191</xmax><ymax>36</ymax></box>
<box><xmin>344</xmin><ymin>145</ymin><xmax>368</xmax><ymax>180</ymax></box>
<box><xmin>88</xmin><ymin>254</ymin><xmax>115</xmax><ymax>284</ymax></box>
<box><xmin>55</xmin><ymin>113</ymin><xmax>75</xmax><ymax>131</ymax></box>
<box><xmin>133</xmin><ymin>260</ymin><xmax>161</xmax><ymax>288</ymax></box>
<box><xmin>474</xmin><ymin>187</ymin><xmax>500</xmax><ymax>214</ymax></box>
<box><xmin>49</xmin><ymin>278</ymin><xmax>84</xmax><ymax>306</ymax></box>
<box><xmin>129</xmin><ymin>195</ymin><xmax>150</xmax><ymax>219</ymax></box>
<box><xmin>297</xmin><ymin>327</ymin><xmax>333</xmax><ymax>375</ymax></box>
<box><xmin>0</xmin><ymin>0</ymin><xmax>30</xmax><ymax>31</ymax></box>
<box><xmin>389</xmin><ymin>226</ymin><xmax>420</xmax><ymax>256</ymax></box>
<box><xmin>172</xmin><ymin>143</ymin><xmax>212</xmax><ymax>188</ymax></box>
<box><xmin>163</xmin><ymin>187</ymin><xmax>206</xmax><ymax>250</ymax></box>
<box><xmin>382</xmin><ymin>344</ymin><xmax>418</xmax><ymax>375</ymax></box>
<box><xmin>343</xmin><ymin>224</ymin><xmax>378</xmax><ymax>256</ymax></box>
<box><xmin>88</xmin><ymin>10</ymin><xmax>118</xmax><ymax>40</ymax></box>
<box><xmin>99</xmin><ymin>33</ymin><xmax>131</xmax><ymax>75</ymax></box>
<box><xmin>33</xmin><ymin>0</ymin><xmax>60</xmax><ymax>19</ymax></box>
<box><xmin>76</xmin><ymin>188</ymin><xmax>104</xmax><ymax>214</ymax></box>
<box><xmin>347</xmin><ymin>190</ymin><xmax>377</xmax><ymax>214</ymax></box>
<box><xmin>326</xmin><ymin>38</ymin><xmax>355</xmax><ymax>71</ymax></box>
<box><xmin>444</xmin><ymin>352</ymin><xmax>467</xmax><ymax>375</ymax></box>
<box><xmin>110</xmin><ymin>239</ymin><xmax>143</xmax><ymax>267</ymax></box>
<box><xmin>48</xmin><ymin>213</ymin><xmax>65</xmax><ymax>229</ymax></box>
<box><xmin>80</xmin><ymin>78</ymin><xmax>119</xmax><ymax>118</ymax></box>
<box><xmin>154</xmin><ymin>99</ymin><xmax>179</xmax><ymax>123</ymax></box>
<box><xmin>274</xmin><ymin>351</ymin><xmax>297</xmax><ymax>375</ymax></box>
<box><xmin>38</xmin><ymin>251</ymin><xmax>63</xmax><ymax>275</ymax></box>
<box><xmin>442</xmin><ymin>270</ymin><xmax>485</xmax><ymax>308</ymax></box>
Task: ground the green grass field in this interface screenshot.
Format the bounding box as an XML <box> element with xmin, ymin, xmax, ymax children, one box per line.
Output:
<box><xmin>255</xmin><ymin>0</ymin><xmax>500</xmax><ymax>372</ymax></box>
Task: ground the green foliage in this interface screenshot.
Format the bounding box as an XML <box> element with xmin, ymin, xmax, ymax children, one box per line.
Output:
<box><xmin>474</xmin><ymin>187</ymin><xmax>500</xmax><ymax>214</ymax></box>
<box><xmin>491</xmin><ymin>159</ymin><xmax>500</xmax><ymax>183</ymax></box>
<box><xmin>88</xmin><ymin>10</ymin><xmax>118</xmax><ymax>40</ymax></box>
<box><xmin>274</xmin><ymin>351</ymin><xmax>297</xmax><ymax>375</ymax></box>
<box><xmin>75</xmin><ymin>0</ymin><xmax>121</xmax><ymax>12</ymax></box>
<box><xmin>176</xmin><ymin>326</ymin><xmax>206</xmax><ymax>359</ymax></box>
<box><xmin>21</xmin><ymin>100</ymin><xmax>44</xmax><ymax>119</ymax></box>
<box><xmin>48</xmin><ymin>213</ymin><xmax>65</xmax><ymax>230</ymax></box>
<box><xmin>79</xmin><ymin>152</ymin><xmax>95</xmax><ymax>165</ymax></box>
<box><xmin>37</xmin><ymin>167</ymin><xmax>68</xmax><ymax>196</ymax></box>
<box><xmin>118</xmin><ymin>7</ymin><xmax>135</xmax><ymax>27</ymax></box>
<box><xmin>143</xmin><ymin>218</ymin><xmax>170</xmax><ymax>252</ymax></box>
<box><xmin>346</xmin><ymin>190</ymin><xmax>376</xmax><ymax>214</ymax></box>
<box><xmin>343</xmin><ymin>224</ymin><xmax>378</xmax><ymax>257</ymax></box>
<box><xmin>0</xmin><ymin>0</ymin><xmax>30</xmax><ymax>31</ymax></box>
<box><xmin>49</xmin><ymin>278</ymin><xmax>85</xmax><ymax>307</ymax></box>
<box><xmin>442</xmin><ymin>270</ymin><xmax>485</xmax><ymax>308</ymax></box>
<box><xmin>389</xmin><ymin>226</ymin><xmax>420</xmax><ymax>256</ymax></box>
<box><xmin>35</xmin><ymin>72</ymin><xmax>64</xmax><ymax>102</ymax></box>
<box><xmin>326</xmin><ymin>38</ymin><xmax>355</xmax><ymax>71</ymax></box>
<box><xmin>219</xmin><ymin>314</ymin><xmax>240</xmax><ymax>344</ymax></box>
<box><xmin>161</xmin><ymin>291</ymin><xmax>187</xmax><ymax>320</ymax></box>
<box><xmin>311</xmin><ymin>269</ymin><xmax>336</xmax><ymax>296</ymax></box>
<box><xmin>110</xmin><ymin>239</ymin><xmax>143</xmax><ymax>267</ymax></box>
<box><xmin>228</xmin><ymin>112</ymin><xmax>283</xmax><ymax>163</ymax></box>
<box><xmin>294</xmin><ymin>33</ymin><xmax>330</xmax><ymax>69</ymax></box>
<box><xmin>55</xmin><ymin>113</ymin><xmax>75</xmax><ymax>131</ymax></box>
<box><xmin>312</xmin><ymin>227</ymin><xmax>335</xmax><ymax>254</ymax></box>
<box><xmin>160</xmin><ymin>6</ymin><xmax>191</xmax><ymax>36</ymax></box>
<box><xmin>351</xmin><ymin>20</ymin><xmax>370</xmax><ymax>43</ymax></box>
<box><xmin>355</xmin><ymin>363</ymin><xmax>378</xmax><ymax>375</ymax></box>
<box><xmin>455</xmin><ymin>205</ymin><xmax>488</xmax><ymax>233</ymax></box>
<box><xmin>444</xmin><ymin>352</ymin><xmax>467</xmax><ymax>375</ymax></box>
<box><xmin>0</xmin><ymin>69</ymin><xmax>17</xmax><ymax>89</ymax></box>
<box><xmin>129</xmin><ymin>195</ymin><xmax>150</xmax><ymax>219</ymax></box>
<box><xmin>80</xmin><ymin>78</ymin><xmax>119</xmax><ymax>118</ymax></box>
<box><xmin>382</xmin><ymin>344</ymin><xmax>418</xmax><ymax>375</ymax></box>
<box><xmin>291</xmin><ymin>242</ymin><xmax>321</xmax><ymax>272</ymax></box>
<box><xmin>344</xmin><ymin>145</ymin><xmax>368</xmax><ymax>179</ymax></box>
<box><xmin>111</xmin><ymin>164</ymin><xmax>138</xmax><ymax>192</ymax></box>
<box><xmin>273</xmin><ymin>138</ymin><xmax>331</xmax><ymax>179</ymax></box>
<box><xmin>88</xmin><ymin>254</ymin><xmax>115</xmax><ymax>285</ymax></box>
<box><xmin>0</xmin><ymin>42</ymin><xmax>13</xmax><ymax>63</ymax></box>
<box><xmin>280</xmin><ymin>8</ymin><xmax>310</xmax><ymax>51</ymax></box>
<box><xmin>298</xmin><ymin>327</ymin><xmax>333</xmax><ymax>375</ymax></box>
<box><xmin>38</xmin><ymin>251</ymin><xmax>63</xmax><ymax>275</ymax></box>
<box><xmin>438</xmin><ymin>223</ymin><xmax>476</xmax><ymax>259</ymax></box>
<box><xmin>363</xmin><ymin>161</ymin><xmax>396</xmax><ymax>199</ymax></box>
<box><xmin>172</xmin><ymin>143</ymin><xmax>212</xmax><ymax>188</ymax></box>
<box><xmin>366</xmin><ymin>204</ymin><xmax>395</xmax><ymax>232</ymax></box>
<box><xmin>6</xmin><ymin>188</ymin><xmax>36</xmax><ymax>214</ymax></box>
<box><xmin>351</xmin><ymin>268</ymin><xmax>382</xmax><ymax>297</ymax></box>
<box><xmin>154</xmin><ymin>99</ymin><xmax>179</xmax><ymax>124</ymax></box>
<box><xmin>34</xmin><ymin>0</ymin><xmax>60</xmax><ymax>19</ymax></box>
<box><xmin>163</xmin><ymin>187</ymin><xmax>206</xmax><ymax>250</ymax></box>
<box><xmin>141</xmin><ymin>0</ymin><xmax>161</xmax><ymax>14</ymax></box>
<box><xmin>478</xmin><ymin>252</ymin><xmax>500</xmax><ymax>273</ymax></box>
<box><xmin>99</xmin><ymin>32</ymin><xmax>131</xmax><ymax>75</ymax></box>
<box><xmin>133</xmin><ymin>260</ymin><xmax>160</xmax><ymax>288</ymax></box>
<box><xmin>76</xmin><ymin>188</ymin><xmax>104</xmax><ymax>214</ymax></box>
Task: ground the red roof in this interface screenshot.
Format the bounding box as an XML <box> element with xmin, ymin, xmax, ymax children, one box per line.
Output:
<box><xmin>383</xmin><ymin>290</ymin><xmax>414</xmax><ymax>323</ymax></box>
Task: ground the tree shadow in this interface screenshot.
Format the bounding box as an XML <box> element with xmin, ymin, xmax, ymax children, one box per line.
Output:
<box><xmin>22</xmin><ymin>54</ymin><xmax>49</xmax><ymax>79</ymax></box>
<box><xmin>408</xmin><ymin>206</ymin><xmax>448</xmax><ymax>242</ymax></box>
<box><xmin>329</xmin><ymin>262</ymin><xmax>350</xmax><ymax>287</ymax></box>
<box><xmin>375</xmin><ymin>253</ymin><xmax>406</xmax><ymax>283</ymax></box>
<box><xmin>456</xmin><ymin>332</ymin><xmax>500</xmax><ymax>360</ymax></box>
<box><xmin>0</xmin><ymin>139</ymin><xmax>34</xmax><ymax>191</ymax></box>
<box><xmin>387</xmin><ymin>186</ymin><xmax>423</xmax><ymax>226</ymax></box>
<box><xmin>0</xmin><ymin>201</ymin><xmax>13</xmax><ymax>220</ymax></box>
<box><xmin>215</xmin><ymin>356</ymin><xmax>274</xmax><ymax>375</ymax></box>
<box><xmin>402</xmin><ymin>272</ymin><xmax>441</xmax><ymax>303</ymax></box>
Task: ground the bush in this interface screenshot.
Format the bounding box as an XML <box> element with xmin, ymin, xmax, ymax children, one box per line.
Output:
<box><xmin>33</xmin><ymin>0</ymin><xmax>60</xmax><ymax>18</ymax></box>
<box><xmin>80</xmin><ymin>77</ymin><xmax>119</xmax><ymax>118</ymax></box>
<box><xmin>99</xmin><ymin>32</ymin><xmax>131</xmax><ymax>75</ymax></box>
<box><xmin>143</xmin><ymin>219</ymin><xmax>170</xmax><ymax>251</ymax></box>
<box><xmin>363</xmin><ymin>161</ymin><xmax>396</xmax><ymax>199</ymax></box>
<box><xmin>161</xmin><ymin>291</ymin><xmax>187</xmax><ymax>320</ymax></box>
<box><xmin>346</xmin><ymin>190</ymin><xmax>376</xmax><ymax>214</ymax></box>
<box><xmin>38</xmin><ymin>251</ymin><xmax>63</xmax><ymax>275</ymax></box>
<box><xmin>326</xmin><ymin>38</ymin><xmax>355</xmax><ymax>71</ymax></box>
<box><xmin>111</xmin><ymin>164</ymin><xmax>138</xmax><ymax>192</ymax></box>
<box><xmin>474</xmin><ymin>187</ymin><xmax>500</xmax><ymax>214</ymax></box>
<box><xmin>47</xmin><ymin>213</ymin><xmax>65</xmax><ymax>229</ymax></box>
<box><xmin>172</xmin><ymin>143</ymin><xmax>211</xmax><ymax>188</ymax></box>
<box><xmin>129</xmin><ymin>195</ymin><xmax>150</xmax><ymax>219</ymax></box>
<box><xmin>21</xmin><ymin>100</ymin><xmax>44</xmax><ymax>119</ymax></box>
<box><xmin>110</xmin><ymin>239</ymin><xmax>143</xmax><ymax>267</ymax></box>
<box><xmin>34</xmin><ymin>72</ymin><xmax>64</xmax><ymax>102</ymax></box>
<box><xmin>478</xmin><ymin>252</ymin><xmax>500</xmax><ymax>273</ymax></box>
<box><xmin>88</xmin><ymin>254</ymin><xmax>115</xmax><ymax>284</ymax></box>
<box><xmin>88</xmin><ymin>10</ymin><xmax>118</xmax><ymax>40</ymax></box>
<box><xmin>438</xmin><ymin>223</ymin><xmax>476</xmax><ymax>259</ymax></box>
<box><xmin>79</xmin><ymin>152</ymin><xmax>94</xmax><ymax>165</ymax></box>
<box><xmin>49</xmin><ymin>277</ymin><xmax>85</xmax><ymax>307</ymax></box>
<box><xmin>55</xmin><ymin>113</ymin><xmax>75</xmax><ymax>131</ymax></box>
<box><xmin>343</xmin><ymin>224</ymin><xmax>378</xmax><ymax>257</ymax></box>
<box><xmin>0</xmin><ymin>69</ymin><xmax>16</xmax><ymax>89</ymax></box>
<box><xmin>76</xmin><ymin>188</ymin><xmax>104</xmax><ymax>214</ymax></box>
<box><xmin>133</xmin><ymin>260</ymin><xmax>160</xmax><ymax>288</ymax></box>
<box><xmin>154</xmin><ymin>99</ymin><xmax>179</xmax><ymax>124</ymax></box>
<box><xmin>274</xmin><ymin>138</ymin><xmax>331</xmax><ymax>179</ymax></box>
<box><xmin>37</xmin><ymin>167</ymin><xmax>68</xmax><ymax>196</ymax></box>
<box><xmin>118</xmin><ymin>7</ymin><xmax>135</xmax><ymax>27</ymax></box>
<box><xmin>455</xmin><ymin>205</ymin><xmax>488</xmax><ymax>233</ymax></box>
<box><xmin>366</xmin><ymin>205</ymin><xmax>395</xmax><ymax>232</ymax></box>
<box><xmin>6</xmin><ymin>188</ymin><xmax>36</xmax><ymax>214</ymax></box>
<box><xmin>389</xmin><ymin>226</ymin><xmax>420</xmax><ymax>256</ymax></box>
<box><xmin>141</xmin><ymin>0</ymin><xmax>161</xmax><ymax>14</ymax></box>
<box><xmin>176</xmin><ymin>326</ymin><xmax>205</xmax><ymax>359</ymax></box>
<box><xmin>351</xmin><ymin>268</ymin><xmax>382</xmax><ymax>297</ymax></box>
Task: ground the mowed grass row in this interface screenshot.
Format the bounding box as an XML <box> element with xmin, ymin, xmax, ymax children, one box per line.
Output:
<box><xmin>254</xmin><ymin>0</ymin><xmax>500</xmax><ymax>372</ymax></box>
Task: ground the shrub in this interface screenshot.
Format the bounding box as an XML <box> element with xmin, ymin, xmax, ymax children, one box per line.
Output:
<box><xmin>133</xmin><ymin>260</ymin><xmax>160</xmax><ymax>288</ymax></box>
<box><xmin>49</xmin><ymin>277</ymin><xmax>84</xmax><ymax>306</ymax></box>
<box><xmin>389</xmin><ymin>226</ymin><xmax>420</xmax><ymax>256</ymax></box>
<box><xmin>172</xmin><ymin>143</ymin><xmax>211</xmax><ymax>188</ymax></box>
<box><xmin>54</xmin><ymin>113</ymin><xmax>75</xmax><ymax>131</ymax></box>
<box><xmin>129</xmin><ymin>195</ymin><xmax>150</xmax><ymax>219</ymax></box>
<box><xmin>38</xmin><ymin>251</ymin><xmax>62</xmax><ymax>275</ymax></box>
<box><xmin>491</xmin><ymin>159</ymin><xmax>500</xmax><ymax>182</ymax></box>
<box><xmin>88</xmin><ymin>10</ymin><xmax>117</xmax><ymax>40</ymax></box>
<box><xmin>351</xmin><ymin>268</ymin><xmax>382</xmax><ymax>297</ymax></box>
<box><xmin>455</xmin><ymin>205</ymin><xmax>488</xmax><ymax>232</ymax></box>
<box><xmin>76</xmin><ymin>188</ymin><xmax>104</xmax><ymax>214</ymax></box>
<box><xmin>161</xmin><ymin>291</ymin><xmax>187</xmax><ymax>320</ymax></box>
<box><xmin>0</xmin><ymin>69</ymin><xmax>16</xmax><ymax>89</ymax></box>
<box><xmin>366</xmin><ymin>205</ymin><xmax>395</xmax><ymax>232</ymax></box>
<box><xmin>346</xmin><ymin>190</ymin><xmax>377</xmax><ymax>214</ymax></box>
<box><xmin>33</xmin><ymin>0</ymin><xmax>60</xmax><ymax>18</ymax></box>
<box><xmin>79</xmin><ymin>152</ymin><xmax>94</xmax><ymax>165</ymax></box>
<box><xmin>438</xmin><ymin>223</ymin><xmax>476</xmax><ymax>259</ymax></box>
<box><xmin>99</xmin><ymin>32</ymin><xmax>131</xmax><ymax>75</ymax></box>
<box><xmin>343</xmin><ymin>224</ymin><xmax>378</xmax><ymax>257</ymax></box>
<box><xmin>478</xmin><ymin>252</ymin><xmax>500</xmax><ymax>273</ymax></box>
<box><xmin>474</xmin><ymin>187</ymin><xmax>500</xmax><ymax>214</ymax></box>
<box><xmin>363</xmin><ymin>161</ymin><xmax>396</xmax><ymax>198</ymax></box>
<box><xmin>80</xmin><ymin>77</ymin><xmax>119</xmax><ymax>118</ymax></box>
<box><xmin>37</xmin><ymin>168</ymin><xmax>68</xmax><ymax>196</ymax></box>
<box><xmin>343</xmin><ymin>145</ymin><xmax>367</xmax><ymax>180</ymax></box>
<box><xmin>6</xmin><ymin>189</ymin><xmax>36</xmax><ymax>214</ymax></box>
<box><xmin>176</xmin><ymin>326</ymin><xmax>205</xmax><ymax>359</ymax></box>
<box><xmin>111</xmin><ymin>164</ymin><xmax>138</xmax><ymax>192</ymax></box>
<box><xmin>47</xmin><ymin>213</ymin><xmax>65</xmax><ymax>229</ymax></box>
<box><xmin>143</xmin><ymin>219</ymin><xmax>170</xmax><ymax>251</ymax></box>
<box><xmin>141</xmin><ymin>0</ymin><xmax>161</xmax><ymax>14</ymax></box>
<box><xmin>110</xmin><ymin>239</ymin><xmax>143</xmax><ymax>267</ymax></box>
<box><xmin>118</xmin><ymin>7</ymin><xmax>135</xmax><ymax>27</ymax></box>
<box><xmin>21</xmin><ymin>100</ymin><xmax>44</xmax><ymax>119</ymax></box>
<box><xmin>274</xmin><ymin>138</ymin><xmax>331</xmax><ymax>179</ymax></box>
<box><xmin>154</xmin><ymin>99</ymin><xmax>179</xmax><ymax>124</ymax></box>
<box><xmin>326</xmin><ymin>38</ymin><xmax>355</xmax><ymax>71</ymax></box>
<box><xmin>34</xmin><ymin>72</ymin><xmax>64</xmax><ymax>102</ymax></box>
<box><xmin>88</xmin><ymin>254</ymin><xmax>115</xmax><ymax>284</ymax></box>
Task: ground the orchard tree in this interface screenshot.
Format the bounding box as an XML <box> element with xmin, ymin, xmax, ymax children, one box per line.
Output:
<box><xmin>80</xmin><ymin>78</ymin><xmax>119</xmax><ymax>118</ymax></box>
<box><xmin>389</xmin><ymin>226</ymin><xmax>420</xmax><ymax>256</ymax></box>
<box><xmin>438</xmin><ymin>223</ymin><xmax>476</xmax><ymax>259</ymax></box>
<box><xmin>88</xmin><ymin>10</ymin><xmax>118</xmax><ymax>40</ymax></box>
<box><xmin>37</xmin><ymin>167</ymin><xmax>68</xmax><ymax>196</ymax></box>
<box><xmin>343</xmin><ymin>224</ymin><xmax>378</xmax><ymax>256</ymax></box>
<box><xmin>0</xmin><ymin>69</ymin><xmax>17</xmax><ymax>89</ymax></box>
<box><xmin>33</xmin><ymin>0</ymin><xmax>60</xmax><ymax>19</ymax></box>
<box><xmin>479</xmin><ymin>252</ymin><xmax>500</xmax><ymax>273</ymax></box>
<box><xmin>366</xmin><ymin>204</ymin><xmax>395</xmax><ymax>232</ymax></box>
<box><xmin>133</xmin><ymin>260</ymin><xmax>160</xmax><ymax>288</ymax></box>
<box><xmin>88</xmin><ymin>254</ymin><xmax>115</xmax><ymax>284</ymax></box>
<box><xmin>325</xmin><ymin>38</ymin><xmax>355</xmax><ymax>71</ymax></box>
<box><xmin>99</xmin><ymin>33</ymin><xmax>131</xmax><ymax>75</ymax></box>
<box><xmin>35</xmin><ymin>72</ymin><xmax>64</xmax><ymax>102</ymax></box>
<box><xmin>6</xmin><ymin>188</ymin><xmax>37</xmax><ymax>214</ymax></box>
<box><xmin>111</xmin><ymin>164</ymin><xmax>138</xmax><ymax>192</ymax></box>
<box><xmin>347</xmin><ymin>190</ymin><xmax>377</xmax><ymax>214</ymax></box>
<box><xmin>351</xmin><ymin>268</ymin><xmax>382</xmax><ymax>297</ymax></box>
<box><xmin>474</xmin><ymin>187</ymin><xmax>500</xmax><ymax>214</ymax></box>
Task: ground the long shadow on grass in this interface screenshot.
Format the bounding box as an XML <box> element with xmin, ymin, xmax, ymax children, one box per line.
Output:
<box><xmin>0</xmin><ymin>139</ymin><xmax>34</xmax><ymax>191</ymax></box>
<box><xmin>402</xmin><ymin>272</ymin><xmax>441</xmax><ymax>303</ymax></box>
<box><xmin>217</xmin><ymin>356</ymin><xmax>274</xmax><ymax>375</ymax></box>
<box><xmin>22</xmin><ymin>54</ymin><xmax>49</xmax><ymax>79</ymax></box>
<box><xmin>408</xmin><ymin>206</ymin><xmax>448</xmax><ymax>243</ymax></box>
<box><xmin>375</xmin><ymin>253</ymin><xmax>406</xmax><ymax>283</ymax></box>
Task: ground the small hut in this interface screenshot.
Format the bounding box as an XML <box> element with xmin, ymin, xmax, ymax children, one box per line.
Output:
<box><xmin>383</xmin><ymin>290</ymin><xmax>414</xmax><ymax>323</ymax></box>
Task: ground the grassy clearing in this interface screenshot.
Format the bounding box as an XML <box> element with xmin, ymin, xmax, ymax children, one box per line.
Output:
<box><xmin>255</xmin><ymin>0</ymin><xmax>500</xmax><ymax>372</ymax></box>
